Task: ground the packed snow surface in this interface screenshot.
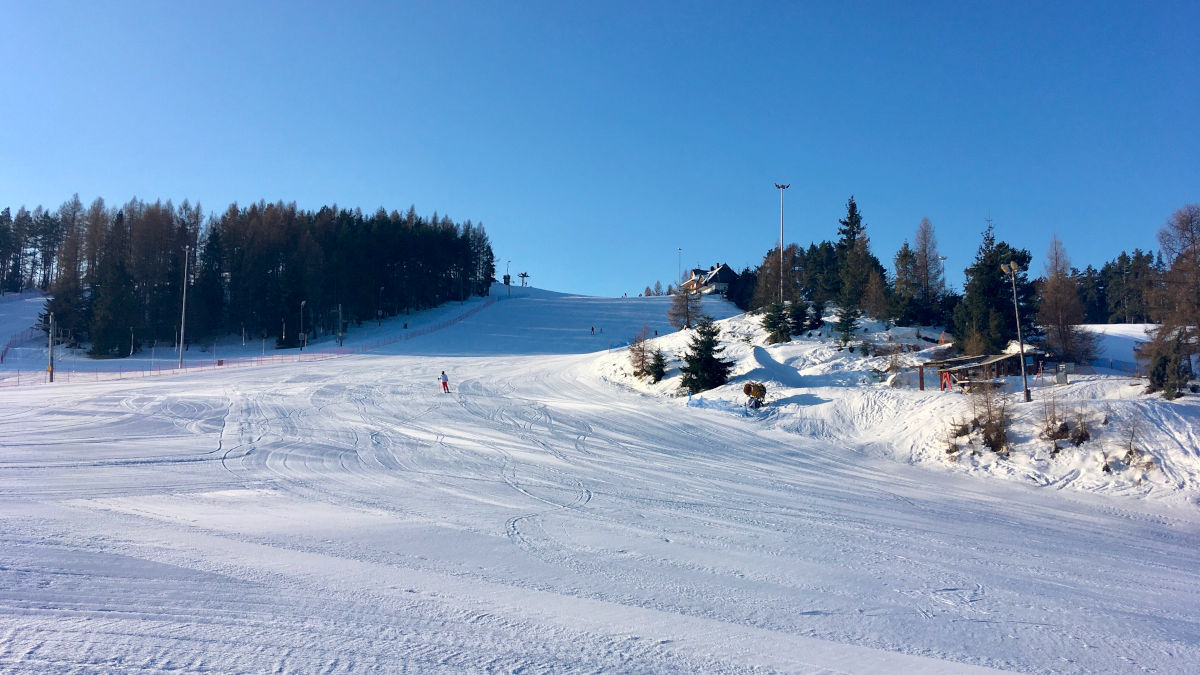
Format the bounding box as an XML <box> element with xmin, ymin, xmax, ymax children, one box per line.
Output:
<box><xmin>2</xmin><ymin>288</ymin><xmax>1199</xmax><ymax>673</ymax></box>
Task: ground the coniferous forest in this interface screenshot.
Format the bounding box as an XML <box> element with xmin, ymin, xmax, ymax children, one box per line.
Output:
<box><xmin>732</xmin><ymin>197</ymin><xmax>1198</xmax><ymax>387</ymax></box>
<box><xmin>0</xmin><ymin>196</ymin><xmax>495</xmax><ymax>357</ymax></box>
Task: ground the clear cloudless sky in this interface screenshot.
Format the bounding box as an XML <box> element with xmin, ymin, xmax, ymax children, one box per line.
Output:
<box><xmin>2</xmin><ymin>1</ymin><xmax>1197</xmax><ymax>297</ymax></box>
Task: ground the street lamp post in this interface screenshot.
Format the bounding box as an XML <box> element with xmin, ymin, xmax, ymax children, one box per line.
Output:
<box><xmin>47</xmin><ymin>312</ymin><xmax>54</xmax><ymax>383</ymax></box>
<box><xmin>774</xmin><ymin>183</ymin><xmax>790</xmax><ymax>306</ymax></box>
<box><xmin>677</xmin><ymin>248</ymin><xmax>682</xmax><ymax>289</ymax></box>
<box><xmin>178</xmin><ymin>245</ymin><xmax>189</xmax><ymax>369</ymax></box>
<box><xmin>1002</xmin><ymin>261</ymin><xmax>1032</xmax><ymax>402</ymax></box>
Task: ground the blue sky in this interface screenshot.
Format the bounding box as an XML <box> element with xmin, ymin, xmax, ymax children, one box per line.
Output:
<box><xmin>2</xmin><ymin>1</ymin><xmax>1196</xmax><ymax>297</ymax></box>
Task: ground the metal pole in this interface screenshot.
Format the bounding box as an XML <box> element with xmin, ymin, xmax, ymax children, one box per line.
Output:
<box><xmin>1008</xmin><ymin>264</ymin><xmax>1031</xmax><ymax>402</ymax></box>
<box><xmin>47</xmin><ymin>312</ymin><xmax>54</xmax><ymax>383</ymax></box>
<box><xmin>178</xmin><ymin>245</ymin><xmax>188</xmax><ymax>369</ymax></box>
<box><xmin>300</xmin><ymin>300</ymin><xmax>307</xmax><ymax>351</ymax></box>
<box><xmin>775</xmin><ymin>183</ymin><xmax>790</xmax><ymax>305</ymax></box>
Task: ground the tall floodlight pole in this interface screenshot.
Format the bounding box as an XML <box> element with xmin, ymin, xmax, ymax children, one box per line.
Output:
<box><xmin>677</xmin><ymin>248</ymin><xmax>682</xmax><ymax>288</ymax></box>
<box><xmin>47</xmin><ymin>312</ymin><xmax>54</xmax><ymax>383</ymax></box>
<box><xmin>299</xmin><ymin>300</ymin><xmax>307</xmax><ymax>351</ymax></box>
<box><xmin>178</xmin><ymin>245</ymin><xmax>189</xmax><ymax>369</ymax></box>
<box><xmin>774</xmin><ymin>183</ymin><xmax>790</xmax><ymax>305</ymax></box>
<box><xmin>1003</xmin><ymin>261</ymin><xmax>1032</xmax><ymax>402</ymax></box>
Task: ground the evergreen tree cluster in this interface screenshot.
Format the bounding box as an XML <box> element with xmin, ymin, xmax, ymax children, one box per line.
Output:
<box><xmin>12</xmin><ymin>196</ymin><xmax>495</xmax><ymax>356</ymax></box>
<box><xmin>738</xmin><ymin>194</ymin><xmax>1197</xmax><ymax>380</ymax></box>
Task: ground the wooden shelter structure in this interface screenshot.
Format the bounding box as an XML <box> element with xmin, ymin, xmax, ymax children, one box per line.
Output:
<box><xmin>923</xmin><ymin>353</ymin><xmax>1026</xmax><ymax>393</ymax></box>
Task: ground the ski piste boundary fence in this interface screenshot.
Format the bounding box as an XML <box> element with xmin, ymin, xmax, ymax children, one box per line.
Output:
<box><xmin>1</xmin><ymin>327</ymin><xmax>41</xmax><ymax>365</ymax></box>
<box><xmin>0</xmin><ymin>295</ymin><xmax>498</xmax><ymax>388</ymax></box>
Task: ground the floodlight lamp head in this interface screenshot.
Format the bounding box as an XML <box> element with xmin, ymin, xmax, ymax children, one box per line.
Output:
<box><xmin>775</xmin><ymin>183</ymin><xmax>790</xmax><ymax>190</ymax></box>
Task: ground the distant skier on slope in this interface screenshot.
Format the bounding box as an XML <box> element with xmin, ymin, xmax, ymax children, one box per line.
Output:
<box><xmin>440</xmin><ymin>370</ymin><xmax>449</xmax><ymax>393</ymax></box>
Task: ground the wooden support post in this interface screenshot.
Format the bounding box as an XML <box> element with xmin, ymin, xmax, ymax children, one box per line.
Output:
<box><xmin>918</xmin><ymin>365</ymin><xmax>925</xmax><ymax>391</ymax></box>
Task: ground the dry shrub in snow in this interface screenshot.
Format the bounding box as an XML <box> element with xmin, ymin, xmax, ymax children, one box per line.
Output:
<box><xmin>969</xmin><ymin>385</ymin><xmax>1011</xmax><ymax>455</ymax></box>
<box><xmin>1070</xmin><ymin>403</ymin><xmax>1091</xmax><ymax>446</ymax></box>
<box><xmin>628</xmin><ymin>325</ymin><xmax>650</xmax><ymax>378</ymax></box>
<box><xmin>1040</xmin><ymin>395</ymin><xmax>1070</xmax><ymax>441</ymax></box>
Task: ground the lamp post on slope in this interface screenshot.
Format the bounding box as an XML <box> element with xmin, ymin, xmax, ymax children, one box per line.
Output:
<box><xmin>299</xmin><ymin>300</ymin><xmax>307</xmax><ymax>351</ymax></box>
<box><xmin>1002</xmin><ymin>261</ymin><xmax>1031</xmax><ymax>402</ymax></box>
<box><xmin>774</xmin><ymin>183</ymin><xmax>790</xmax><ymax>306</ymax></box>
<box><xmin>178</xmin><ymin>245</ymin><xmax>189</xmax><ymax>369</ymax></box>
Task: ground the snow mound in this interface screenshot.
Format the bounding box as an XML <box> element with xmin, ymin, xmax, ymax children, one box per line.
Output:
<box><xmin>595</xmin><ymin>310</ymin><xmax>1200</xmax><ymax>501</ymax></box>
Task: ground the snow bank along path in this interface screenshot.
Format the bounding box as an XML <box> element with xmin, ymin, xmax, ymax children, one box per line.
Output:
<box><xmin>1</xmin><ymin>291</ymin><xmax>1198</xmax><ymax>672</ymax></box>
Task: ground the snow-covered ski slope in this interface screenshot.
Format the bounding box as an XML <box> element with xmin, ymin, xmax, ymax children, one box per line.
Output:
<box><xmin>2</xmin><ymin>289</ymin><xmax>1199</xmax><ymax>673</ymax></box>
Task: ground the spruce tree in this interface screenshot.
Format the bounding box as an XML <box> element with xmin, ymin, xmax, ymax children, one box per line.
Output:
<box><xmin>788</xmin><ymin>301</ymin><xmax>808</xmax><ymax>335</ymax></box>
<box><xmin>952</xmin><ymin>223</ymin><xmax>1035</xmax><ymax>355</ymax></box>
<box><xmin>726</xmin><ymin>267</ymin><xmax>758</xmax><ymax>311</ymax></box>
<box><xmin>679</xmin><ymin>317</ymin><xmax>733</xmax><ymax>394</ymax></box>
<box><xmin>648</xmin><ymin>347</ymin><xmax>667</xmax><ymax>383</ymax></box>
<box><xmin>892</xmin><ymin>240</ymin><xmax>918</xmax><ymax>323</ymax></box>
<box><xmin>761</xmin><ymin>302</ymin><xmax>790</xmax><ymax>344</ymax></box>
<box><xmin>807</xmin><ymin>299</ymin><xmax>826</xmax><ymax>330</ymax></box>
<box><xmin>834</xmin><ymin>301</ymin><xmax>862</xmax><ymax>344</ymax></box>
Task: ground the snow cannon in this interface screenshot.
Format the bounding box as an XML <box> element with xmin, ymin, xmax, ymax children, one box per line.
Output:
<box><xmin>743</xmin><ymin>382</ymin><xmax>767</xmax><ymax>409</ymax></box>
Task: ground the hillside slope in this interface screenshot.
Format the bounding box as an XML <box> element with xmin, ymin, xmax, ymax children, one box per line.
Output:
<box><xmin>1</xmin><ymin>290</ymin><xmax>1198</xmax><ymax>673</ymax></box>
<box><xmin>595</xmin><ymin>311</ymin><xmax>1200</xmax><ymax>500</ymax></box>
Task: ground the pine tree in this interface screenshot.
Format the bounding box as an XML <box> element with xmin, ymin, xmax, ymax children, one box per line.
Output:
<box><xmin>807</xmin><ymin>299</ymin><xmax>826</xmax><ymax>330</ymax></box>
<box><xmin>836</xmin><ymin>196</ymin><xmax>866</xmax><ymax>260</ymax></box>
<box><xmin>952</xmin><ymin>223</ymin><xmax>1035</xmax><ymax>355</ymax></box>
<box><xmin>834</xmin><ymin>301</ymin><xmax>862</xmax><ymax>344</ymax></box>
<box><xmin>787</xmin><ymin>301</ymin><xmax>808</xmax><ymax>335</ymax></box>
<box><xmin>833</xmin><ymin>197</ymin><xmax>885</xmax><ymax>333</ymax></box>
<box><xmin>892</xmin><ymin>240</ymin><xmax>918</xmax><ymax>323</ymax></box>
<box><xmin>761</xmin><ymin>302</ymin><xmax>790</xmax><ymax>344</ymax></box>
<box><xmin>648</xmin><ymin>347</ymin><xmax>667</xmax><ymax>383</ymax></box>
<box><xmin>679</xmin><ymin>317</ymin><xmax>733</xmax><ymax>394</ymax></box>
<box><xmin>1075</xmin><ymin>265</ymin><xmax>1107</xmax><ymax>324</ymax></box>
<box><xmin>726</xmin><ymin>267</ymin><xmax>758</xmax><ymax>311</ymax></box>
